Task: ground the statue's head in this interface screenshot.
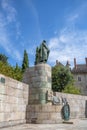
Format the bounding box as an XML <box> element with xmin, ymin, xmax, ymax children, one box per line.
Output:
<box><xmin>42</xmin><ymin>40</ymin><xmax>46</xmax><ymax>46</ymax></box>
<box><xmin>43</xmin><ymin>40</ymin><xmax>46</xmax><ymax>43</ymax></box>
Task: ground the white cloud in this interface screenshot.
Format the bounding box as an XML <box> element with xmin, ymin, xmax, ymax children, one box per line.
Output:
<box><xmin>0</xmin><ymin>0</ymin><xmax>22</xmax><ymax>62</ymax></box>
<box><xmin>48</xmin><ymin>27</ymin><xmax>87</xmax><ymax>67</ymax></box>
<box><xmin>48</xmin><ymin>1</ymin><xmax>87</xmax><ymax>67</ymax></box>
<box><xmin>26</xmin><ymin>0</ymin><xmax>42</xmax><ymax>40</ymax></box>
<box><xmin>48</xmin><ymin>38</ymin><xmax>59</xmax><ymax>49</ymax></box>
<box><xmin>67</xmin><ymin>14</ymin><xmax>79</xmax><ymax>22</ymax></box>
<box><xmin>0</xmin><ymin>27</ymin><xmax>22</xmax><ymax>61</ymax></box>
<box><xmin>1</xmin><ymin>0</ymin><xmax>17</xmax><ymax>23</ymax></box>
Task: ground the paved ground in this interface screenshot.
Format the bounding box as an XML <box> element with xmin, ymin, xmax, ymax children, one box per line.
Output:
<box><xmin>1</xmin><ymin>119</ymin><xmax>87</xmax><ymax>130</ymax></box>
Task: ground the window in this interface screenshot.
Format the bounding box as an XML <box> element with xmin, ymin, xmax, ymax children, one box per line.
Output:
<box><xmin>78</xmin><ymin>77</ymin><xmax>81</xmax><ymax>81</ymax></box>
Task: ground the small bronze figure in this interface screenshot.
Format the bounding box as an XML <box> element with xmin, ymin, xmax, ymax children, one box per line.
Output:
<box><xmin>61</xmin><ymin>102</ymin><xmax>70</xmax><ymax>120</ymax></box>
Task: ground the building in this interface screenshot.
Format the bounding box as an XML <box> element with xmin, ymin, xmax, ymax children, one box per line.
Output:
<box><xmin>72</xmin><ymin>58</ymin><xmax>87</xmax><ymax>95</ymax></box>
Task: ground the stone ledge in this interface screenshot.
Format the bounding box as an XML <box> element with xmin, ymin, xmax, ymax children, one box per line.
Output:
<box><xmin>63</xmin><ymin>121</ymin><xmax>73</xmax><ymax>124</ymax></box>
<box><xmin>0</xmin><ymin>119</ymin><xmax>26</xmax><ymax>128</ymax></box>
<box><xmin>62</xmin><ymin>119</ymin><xmax>80</xmax><ymax>124</ymax></box>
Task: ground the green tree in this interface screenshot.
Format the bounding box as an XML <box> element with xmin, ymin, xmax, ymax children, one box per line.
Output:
<box><xmin>0</xmin><ymin>61</ymin><xmax>23</xmax><ymax>81</ymax></box>
<box><xmin>35</xmin><ymin>47</ymin><xmax>39</xmax><ymax>65</ymax></box>
<box><xmin>0</xmin><ymin>53</ymin><xmax>8</xmax><ymax>64</ymax></box>
<box><xmin>13</xmin><ymin>63</ymin><xmax>23</xmax><ymax>81</ymax></box>
<box><xmin>62</xmin><ymin>83</ymin><xmax>80</xmax><ymax>94</ymax></box>
<box><xmin>0</xmin><ymin>61</ymin><xmax>14</xmax><ymax>78</ymax></box>
<box><xmin>52</xmin><ymin>65</ymin><xmax>73</xmax><ymax>92</ymax></box>
<box><xmin>22</xmin><ymin>50</ymin><xmax>29</xmax><ymax>72</ymax></box>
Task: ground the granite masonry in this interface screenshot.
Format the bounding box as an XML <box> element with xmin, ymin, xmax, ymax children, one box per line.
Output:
<box><xmin>0</xmin><ymin>63</ymin><xmax>87</xmax><ymax>127</ymax></box>
<box><xmin>23</xmin><ymin>63</ymin><xmax>62</xmax><ymax>123</ymax></box>
<box><xmin>23</xmin><ymin>63</ymin><xmax>87</xmax><ymax>124</ymax></box>
<box><xmin>0</xmin><ymin>74</ymin><xmax>29</xmax><ymax>128</ymax></box>
<box><xmin>23</xmin><ymin>63</ymin><xmax>52</xmax><ymax>104</ymax></box>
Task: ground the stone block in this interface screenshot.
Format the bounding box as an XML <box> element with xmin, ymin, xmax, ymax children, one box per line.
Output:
<box><xmin>37</xmin><ymin>112</ymin><xmax>49</xmax><ymax>120</ymax></box>
<box><xmin>26</xmin><ymin>105</ymin><xmax>35</xmax><ymax>112</ymax></box>
<box><xmin>0</xmin><ymin>85</ymin><xmax>6</xmax><ymax>94</ymax></box>
<box><xmin>36</xmin><ymin>105</ymin><xmax>43</xmax><ymax>112</ymax></box>
<box><xmin>17</xmin><ymin>82</ymin><xmax>24</xmax><ymax>90</ymax></box>
<box><xmin>15</xmin><ymin>89</ymin><xmax>23</xmax><ymax>98</ymax></box>
<box><xmin>4</xmin><ymin>113</ymin><xmax>11</xmax><ymax>122</ymax></box>
<box><xmin>26</xmin><ymin>119</ymin><xmax>31</xmax><ymax>123</ymax></box>
<box><xmin>0</xmin><ymin>113</ymin><xmax>4</xmax><ymax>122</ymax></box>
<box><xmin>41</xmin><ymin>119</ymin><xmax>55</xmax><ymax>124</ymax></box>
<box><xmin>9</xmin><ymin>96</ymin><xmax>16</xmax><ymax>104</ymax></box>
<box><xmin>23</xmin><ymin>91</ymin><xmax>29</xmax><ymax>98</ymax></box>
<box><xmin>0</xmin><ymin>94</ymin><xmax>6</xmax><ymax>102</ymax></box>
<box><xmin>5</xmin><ymin>78</ymin><xmax>18</xmax><ymax>89</ymax></box>
<box><xmin>47</xmin><ymin>105</ymin><xmax>56</xmax><ymax>112</ymax></box>
<box><xmin>7</xmin><ymin>95</ymin><xmax>12</xmax><ymax>103</ymax></box>
<box><xmin>49</xmin><ymin>113</ymin><xmax>61</xmax><ymax>120</ymax></box>
<box><xmin>39</xmin><ymin>105</ymin><xmax>47</xmax><ymax>112</ymax></box>
<box><xmin>55</xmin><ymin>105</ymin><xmax>62</xmax><ymax>112</ymax></box>
<box><xmin>6</xmin><ymin>86</ymin><xmax>15</xmax><ymax>96</ymax></box>
<box><xmin>13</xmin><ymin>112</ymin><xmax>23</xmax><ymax>120</ymax></box>
<box><xmin>17</xmin><ymin>105</ymin><xmax>26</xmax><ymax>112</ymax></box>
<box><xmin>0</xmin><ymin>102</ymin><xmax>5</xmax><ymax>112</ymax></box>
<box><xmin>26</xmin><ymin>112</ymin><xmax>29</xmax><ymax>119</ymax></box>
<box><xmin>4</xmin><ymin>103</ymin><xmax>11</xmax><ymax>112</ymax></box>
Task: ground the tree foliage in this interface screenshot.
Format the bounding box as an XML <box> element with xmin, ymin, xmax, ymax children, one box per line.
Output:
<box><xmin>0</xmin><ymin>53</ymin><xmax>23</xmax><ymax>81</ymax></box>
<box><xmin>52</xmin><ymin>65</ymin><xmax>73</xmax><ymax>92</ymax></box>
<box><xmin>62</xmin><ymin>83</ymin><xmax>80</xmax><ymax>94</ymax></box>
<box><xmin>0</xmin><ymin>61</ymin><xmax>23</xmax><ymax>81</ymax></box>
<box><xmin>13</xmin><ymin>63</ymin><xmax>23</xmax><ymax>81</ymax></box>
<box><xmin>22</xmin><ymin>50</ymin><xmax>29</xmax><ymax>72</ymax></box>
<box><xmin>0</xmin><ymin>53</ymin><xmax>8</xmax><ymax>64</ymax></box>
<box><xmin>35</xmin><ymin>47</ymin><xmax>39</xmax><ymax>65</ymax></box>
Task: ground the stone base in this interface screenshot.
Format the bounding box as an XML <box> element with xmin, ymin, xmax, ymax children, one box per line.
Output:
<box><xmin>0</xmin><ymin>119</ymin><xmax>26</xmax><ymax>128</ymax></box>
<box><xmin>26</xmin><ymin>104</ymin><xmax>62</xmax><ymax>124</ymax></box>
<box><xmin>62</xmin><ymin>118</ymin><xmax>81</xmax><ymax>124</ymax></box>
<box><xmin>63</xmin><ymin>121</ymin><xmax>73</xmax><ymax>124</ymax></box>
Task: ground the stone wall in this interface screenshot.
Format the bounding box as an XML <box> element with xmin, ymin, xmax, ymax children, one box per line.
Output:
<box><xmin>1</xmin><ymin>63</ymin><xmax>87</xmax><ymax>126</ymax></box>
<box><xmin>56</xmin><ymin>92</ymin><xmax>87</xmax><ymax>119</ymax></box>
<box><xmin>23</xmin><ymin>63</ymin><xmax>87</xmax><ymax>123</ymax></box>
<box><xmin>26</xmin><ymin>92</ymin><xmax>87</xmax><ymax>124</ymax></box>
<box><xmin>0</xmin><ymin>74</ymin><xmax>29</xmax><ymax>128</ymax></box>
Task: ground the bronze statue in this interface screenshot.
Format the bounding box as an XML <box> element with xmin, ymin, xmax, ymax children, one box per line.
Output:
<box><xmin>35</xmin><ymin>40</ymin><xmax>50</xmax><ymax>65</ymax></box>
<box><xmin>61</xmin><ymin>102</ymin><xmax>70</xmax><ymax>120</ymax></box>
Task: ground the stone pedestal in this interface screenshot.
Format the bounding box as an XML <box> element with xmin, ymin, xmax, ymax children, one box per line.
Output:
<box><xmin>26</xmin><ymin>104</ymin><xmax>62</xmax><ymax>124</ymax></box>
<box><xmin>23</xmin><ymin>63</ymin><xmax>51</xmax><ymax>104</ymax></box>
<box><xmin>23</xmin><ymin>63</ymin><xmax>62</xmax><ymax>124</ymax></box>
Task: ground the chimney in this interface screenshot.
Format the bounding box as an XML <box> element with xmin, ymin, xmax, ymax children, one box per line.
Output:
<box><xmin>56</xmin><ymin>60</ymin><xmax>59</xmax><ymax>65</ymax></box>
<box><xmin>66</xmin><ymin>60</ymin><xmax>70</xmax><ymax>66</ymax></box>
<box><xmin>74</xmin><ymin>58</ymin><xmax>77</xmax><ymax>69</ymax></box>
<box><xmin>85</xmin><ymin>58</ymin><xmax>87</xmax><ymax>66</ymax></box>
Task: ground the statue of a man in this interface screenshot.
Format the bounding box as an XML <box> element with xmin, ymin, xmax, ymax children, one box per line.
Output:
<box><xmin>35</xmin><ymin>40</ymin><xmax>50</xmax><ymax>64</ymax></box>
<box><xmin>39</xmin><ymin>40</ymin><xmax>50</xmax><ymax>63</ymax></box>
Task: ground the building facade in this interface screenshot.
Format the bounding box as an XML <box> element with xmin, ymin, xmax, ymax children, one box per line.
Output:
<box><xmin>72</xmin><ymin>58</ymin><xmax>87</xmax><ymax>95</ymax></box>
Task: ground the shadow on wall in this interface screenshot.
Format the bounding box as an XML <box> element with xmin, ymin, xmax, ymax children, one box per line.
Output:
<box><xmin>85</xmin><ymin>100</ymin><xmax>87</xmax><ymax>118</ymax></box>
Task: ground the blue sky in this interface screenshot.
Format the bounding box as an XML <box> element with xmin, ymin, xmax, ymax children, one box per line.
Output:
<box><xmin>0</xmin><ymin>0</ymin><xmax>87</xmax><ymax>67</ymax></box>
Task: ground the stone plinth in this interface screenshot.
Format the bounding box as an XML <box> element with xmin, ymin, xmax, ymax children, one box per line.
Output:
<box><xmin>23</xmin><ymin>63</ymin><xmax>51</xmax><ymax>104</ymax></box>
<box><xmin>23</xmin><ymin>64</ymin><xmax>63</xmax><ymax>124</ymax></box>
<box><xmin>26</xmin><ymin>104</ymin><xmax>62</xmax><ymax>124</ymax></box>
